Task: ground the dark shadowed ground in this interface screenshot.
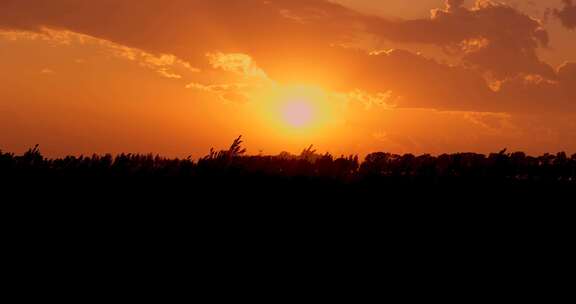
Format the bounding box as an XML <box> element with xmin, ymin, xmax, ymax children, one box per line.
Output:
<box><xmin>2</xmin><ymin>142</ymin><xmax>572</xmax><ymax>296</ymax></box>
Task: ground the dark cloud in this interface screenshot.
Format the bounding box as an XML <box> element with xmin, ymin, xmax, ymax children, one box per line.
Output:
<box><xmin>497</xmin><ymin>62</ymin><xmax>576</xmax><ymax>112</ymax></box>
<box><xmin>372</xmin><ymin>0</ymin><xmax>554</xmax><ymax>79</ymax></box>
<box><xmin>330</xmin><ymin>49</ymin><xmax>575</xmax><ymax>112</ymax></box>
<box><xmin>558</xmin><ymin>62</ymin><xmax>576</xmax><ymax>94</ymax></box>
<box><xmin>302</xmin><ymin>48</ymin><xmax>497</xmax><ymax>111</ymax></box>
<box><xmin>555</xmin><ymin>0</ymin><xmax>576</xmax><ymax>29</ymax></box>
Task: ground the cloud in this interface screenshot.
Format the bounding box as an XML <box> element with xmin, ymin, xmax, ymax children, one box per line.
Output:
<box><xmin>193</xmin><ymin>48</ymin><xmax>498</xmax><ymax>111</ymax></box>
<box><xmin>496</xmin><ymin>62</ymin><xmax>576</xmax><ymax>112</ymax></box>
<box><xmin>344</xmin><ymin>90</ymin><xmax>397</xmax><ymax>110</ymax></box>
<box><xmin>558</xmin><ymin>61</ymin><xmax>576</xmax><ymax>85</ymax></box>
<box><xmin>371</xmin><ymin>0</ymin><xmax>554</xmax><ymax>79</ymax></box>
<box><xmin>0</xmin><ymin>27</ymin><xmax>198</xmax><ymax>80</ymax></box>
<box><xmin>157</xmin><ymin>69</ymin><xmax>182</xmax><ymax>79</ymax></box>
<box><xmin>318</xmin><ymin>48</ymin><xmax>497</xmax><ymax>111</ymax></box>
<box><xmin>0</xmin><ymin>0</ymin><xmax>573</xmax><ymax>112</ymax></box>
<box><xmin>207</xmin><ymin>52</ymin><xmax>267</xmax><ymax>79</ymax></box>
<box><xmin>0</xmin><ymin>0</ymin><xmax>552</xmax><ymax>77</ymax></box>
<box><xmin>185</xmin><ymin>82</ymin><xmax>253</xmax><ymax>104</ymax></box>
<box><xmin>555</xmin><ymin>0</ymin><xmax>576</xmax><ymax>30</ymax></box>
<box><xmin>0</xmin><ymin>0</ymin><xmax>358</xmax><ymax>68</ymax></box>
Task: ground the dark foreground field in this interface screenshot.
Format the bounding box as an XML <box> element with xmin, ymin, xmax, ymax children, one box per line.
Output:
<box><xmin>2</xmin><ymin>140</ymin><xmax>573</xmax><ymax>289</ymax></box>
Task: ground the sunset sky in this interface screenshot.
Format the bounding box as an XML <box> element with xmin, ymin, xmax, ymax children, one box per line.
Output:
<box><xmin>1</xmin><ymin>0</ymin><xmax>576</xmax><ymax>158</ymax></box>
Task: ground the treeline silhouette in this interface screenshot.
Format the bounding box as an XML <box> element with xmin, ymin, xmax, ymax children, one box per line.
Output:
<box><xmin>3</xmin><ymin>137</ymin><xmax>573</xmax><ymax>258</ymax></box>
<box><xmin>2</xmin><ymin>137</ymin><xmax>576</xmax><ymax>186</ymax></box>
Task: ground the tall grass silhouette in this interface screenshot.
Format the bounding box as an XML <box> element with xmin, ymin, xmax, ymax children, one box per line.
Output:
<box><xmin>2</xmin><ymin>137</ymin><xmax>576</xmax><ymax>185</ymax></box>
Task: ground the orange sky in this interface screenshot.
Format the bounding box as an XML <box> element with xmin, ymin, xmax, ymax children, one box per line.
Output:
<box><xmin>1</xmin><ymin>0</ymin><xmax>575</xmax><ymax>158</ymax></box>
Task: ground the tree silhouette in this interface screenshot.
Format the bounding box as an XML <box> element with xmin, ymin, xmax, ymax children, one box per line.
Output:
<box><xmin>2</xmin><ymin>138</ymin><xmax>576</xmax><ymax>189</ymax></box>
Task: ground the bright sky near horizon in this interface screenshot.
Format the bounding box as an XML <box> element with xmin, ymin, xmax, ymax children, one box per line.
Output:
<box><xmin>1</xmin><ymin>0</ymin><xmax>575</xmax><ymax>158</ymax></box>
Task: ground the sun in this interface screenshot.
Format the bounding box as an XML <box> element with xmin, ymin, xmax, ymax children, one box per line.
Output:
<box><xmin>281</xmin><ymin>98</ymin><xmax>315</xmax><ymax>128</ymax></box>
<box><xmin>271</xmin><ymin>84</ymin><xmax>329</xmax><ymax>131</ymax></box>
<box><xmin>252</xmin><ymin>84</ymin><xmax>335</xmax><ymax>139</ymax></box>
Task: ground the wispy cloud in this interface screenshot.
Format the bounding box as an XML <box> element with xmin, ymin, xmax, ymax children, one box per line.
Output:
<box><xmin>0</xmin><ymin>28</ymin><xmax>199</xmax><ymax>80</ymax></box>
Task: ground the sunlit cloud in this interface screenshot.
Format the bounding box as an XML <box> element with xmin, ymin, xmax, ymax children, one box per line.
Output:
<box><xmin>207</xmin><ymin>52</ymin><xmax>268</xmax><ymax>79</ymax></box>
<box><xmin>0</xmin><ymin>28</ymin><xmax>199</xmax><ymax>80</ymax></box>
<box><xmin>185</xmin><ymin>82</ymin><xmax>256</xmax><ymax>104</ymax></box>
<box><xmin>343</xmin><ymin>90</ymin><xmax>398</xmax><ymax>111</ymax></box>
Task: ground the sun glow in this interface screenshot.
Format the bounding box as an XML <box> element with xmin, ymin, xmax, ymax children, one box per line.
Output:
<box><xmin>246</xmin><ymin>83</ymin><xmax>342</xmax><ymax>151</ymax></box>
